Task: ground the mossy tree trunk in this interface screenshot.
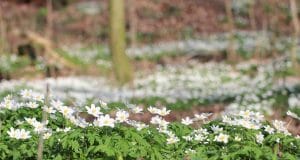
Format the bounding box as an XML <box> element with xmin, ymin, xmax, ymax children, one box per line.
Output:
<box><xmin>109</xmin><ymin>0</ymin><xmax>134</xmax><ymax>85</ymax></box>
<box><xmin>290</xmin><ymin>0</ymin><xmax>300</xmax><ymax>72</ymax></box>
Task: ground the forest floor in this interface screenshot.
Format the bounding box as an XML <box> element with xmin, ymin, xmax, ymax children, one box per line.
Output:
<box><xmin>1</xmin><ymin>0</ymin><xmax>293</xmax><ymax>46</ymax></box>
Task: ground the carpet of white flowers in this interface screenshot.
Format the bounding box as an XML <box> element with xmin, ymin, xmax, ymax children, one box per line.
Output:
<box><xmin>0</xmin><ymin>51</ymin><xmax>299</xmax><ymax>159</ymax></box>
<box><xmin>0</xmin><ymin>89</ymin><xmax>299</xmax><ymax>160</ymax></box>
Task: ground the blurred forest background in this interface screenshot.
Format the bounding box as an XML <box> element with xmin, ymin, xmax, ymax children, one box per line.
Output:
<box><xmin>0</xmin><ymin>0</ymin><xmax>299</xmax><ymax>82</ymax></box>
<box><xmin>1</xmin><ymin>0</ymin><xmax>296</xmax><ymax>44</ymax></box>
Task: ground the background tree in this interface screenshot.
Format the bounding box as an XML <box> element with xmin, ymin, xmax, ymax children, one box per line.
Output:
<box><xmin>109</xmin><ymin>0</ymin><xmax>134</xmax><ymax>85</ymax></box>
<box><xmin>290</xmin><ymin>0</ymin><xmax>300</xmax><ymax>71</ymax></box>
<box><xmin>225</xmin><ymin>0</ymin><xmax>236</xmax><ymax>62</ymax></box>
<box><xmin>267</xmin><ymin>0</ymin><xmax>280</xmax><ymax>57</ymax></box>
<box><xmin>0</xmin><ymin>5</ymin><xmax>6</xmax><ymax>54</ymax></box>
<box><xmin>128</xmin><ymin>0</ymin><xmax>137</xmax><ymax>48</ymax></box>
<box><xmin>248</xmin><ymin>0</ymin><xmax>256</xmax><ymax>30</ymax></box>
<box><xmin>46</xmin><ymin>0</ymin><xmax>53</xmax><ymax>40</ymax></box>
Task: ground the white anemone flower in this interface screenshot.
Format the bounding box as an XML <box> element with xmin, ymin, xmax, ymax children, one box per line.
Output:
<box><xmin>264</xmin><ymin>125</ymin><xmax>275</xmax><ymax>134</ymax></box>
<box><xmin>158</xmin><ymin>119</ymin><xmax>170</xmax><ymax>128</ymax></box>
<box><xmin>32</xmin><ymin>121</ymin><xmax>47</xmax><ymax>133</ymax></box>
<box><xmin>211</xmin><ymin>125</ymin><xmax>223</xmax><ymax>133</ymax></box>
<box><xmin>26</xmin><ymin>101</ymin><xmax>39</xmax><ymax>109</ymax></box>
<box><xmin>15</xmin><ymin>120</ymin><xmax>24</xmax><ymax>125</ymax></box>
<box><xmin>94</xmin><ymin>114</ymin><xmax>115</xmax><ymax>128</ymax></box>
<box><xmin>234</xmin><ymin>136</ymin><xmax>241</xmax><ymax>141</ymax></box>
<box><xmin>99</xmin><ymin>100</ymin><xmax>108</xmax><ymax>109</ymax></box>
<box><xmin>20</xmin><ymin>89</ymin><xmax>33</xmax><ymax>99</ymax></box>
<box><xmin>7</xmin><ymin>128</ymin><xmax>18</xmax><ymax>139</ymax></box>
<box><xmin>18</xmin><ymin>129</ymin><xmax>32</xmax><ymax>139</ymax></box>
<box><xmin>85</xmin><ymin>104</ymin><xmax>102</xmax><ymax>117</ymax></box>
<box><xmin>181</xmin><ymin>117</ymin><xmax>194</xmax><ymax>125</ymax></box>
<box><xmin>63</xmin><ymin>127</ymin><xmax>72</xmax><ymax>132</ymax></box>
<box><xmin>214</xmin><ymin>133</ymin><xmax>229</xmax><ymax>144</ymax></box>
<box><xmin>51</xmin><ymin>100</ymin><xmax>64</xmax><ymax>110</ymax></box>
<box><xmin>183</xmin><ymin>135</ymin><xmax>193</xmax><ymax>141</ymax></box>
<box><xmin>150</xmin><ymin>115</ymin><xmax>163</xmax><ymax>125</ymax></box>
<box><xmin>135</xmin><ymin>122</ymin><xmax>148</xmax><ymax>131</ymax></box>
<box><xmin>7</xmin><ymin>128</ymin><xmax>31</xmax><ymax>140</ymax></box>
<box><xmin>43</xmin><ymin>106</ymin><xmax>56</xmax><ymax>114</ymax></box>
<box><xmin>116</xmin><ymin>110</ymin><xmax>129</xmax><ymax>122</ymax></box>
<box><xmin>43</xmin><ymin>132</ymin><xmax>52</xmax><ymax>139</ymax></box>
<box><xmin>194</xmin><ymin>113</ymin><xmax>212</xmax><ymax>121</ymax></box>
<box><xmin>24</xmin><ymin>117</ymin><xmax>38</xmax><ymax>125</ymax></box>
<box><xmin>59</xmin><ymin>106</ymin><xmax>74</xmax><ymax>117</ymax></box>
<box><xmin>256</xmin><ymin>132</ymin><xmax>264</xmax><ymax>144</ymax></box>
<box><xmin>185</xmin><ymin>149</ymin><xmax>196</xmax><ymax>154</ymax></box>
<box><xmin>130</xmin><ymin>106</ymin><xmax>143</xmax><ymax>114</ymax></box>
<box><xmin>194</xmin><ymin>134</ymin><xmax>206</xmax><ymax>141</ymax></box>
<box><xmin>239</xmin><ymin>110</ymin><xmax>253</xmax><ymax>119</ymax></box>
<box><xmin>287</xmin><ymin>111</ymin><xmax>300</xmax><ymax>120</ymax></box>
<box><xmin>166</xmin><ymin>135</ymin><xmax>179</xmax><ymax>144</ymax></box>
<box><xmin>157</xmin><ymin>107</ymin><xmax>171</xmax><ymax>116</ymax></box>
<box><xmin>272</xmin><ymin>120</ymin><xmax>290</xmax><ymax>135</ymax></box>
<box><xmin>148</xmin><ymin>106</ymin><xmax>159</xmax><ymax>114</ymax></box>
<box><xmin>32</xmin><ymin>93</ymin><xmax>44</xmax><ymax>102</ymax></box>
<box><xmin>0</xmin><ymin>96</ymin><xmax>18</xmax><ymax>110</ymax></box>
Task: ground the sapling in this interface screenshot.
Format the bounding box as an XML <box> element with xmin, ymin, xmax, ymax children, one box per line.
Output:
<box><xmin>37</xmin><ymin>84</ymin><xmax>50</xmax><ymax>160</ymax></box>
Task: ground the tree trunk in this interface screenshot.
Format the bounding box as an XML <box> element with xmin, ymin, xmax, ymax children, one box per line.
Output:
<box><xmin>269</xmin><ymin>0</ymin><xmax>280</xmax><ymax>57</ymax></box>
<box><xmin>0</xmin><ymin>6</ymin><xmax>6</xmax><ymax>54</ymax></box>
<box><xmin>225</xmin><ymin>0</ymin><xmax>236</xmax><ymax>62</ymax></box>
<box><xmin>109</xmin><ymin>0</ymin><xmax>134</xmax><ymax>85</ymax></box>
<box><xmin>37</xmin><ymin>84</ymin><xmax>50</xmax><ymax>160</ymax></box>
<box><xmin>128</xmin><ymin>0</ymin><xmax>137</xmax><ymax>48</ymax></box>
<box><xmin>290</xmin><ymin>0</ymin><xmax>300</xmax><ymax>71</ymax></box>
<box><xmin>46</xmin><ymin>0</ymin><xmax>53</xmax><ymax>40</ymax></box>
<box><xmin>248</xmin><ymin>1</ymin><xmax>256</xmax><ymax>30</ymax></box>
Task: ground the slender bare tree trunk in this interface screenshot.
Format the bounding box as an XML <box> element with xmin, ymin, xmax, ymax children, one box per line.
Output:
<box><xmin>37</xmin><ymin>84</ymin><xmax>50</xmax><ymax>160</ymax></box>
<box><xmin>290</xmin><ymin>0</ymin><xmax>300</xmax><ymax>71</ymax></box>
<box><xmin>248</xmin><ymin>1</ymin><xmax>256</xmax><ymax>30</ymax></box>
<box><xmin>128</xmin><ymin>0</ymin><xmax>137</xmax><ymax>48</ymax></box>
<box><xmin>225</xmin><ymin>0</ymin><xmax>236</xmax><ymax>62</ymax></box>
<box><xmin>269</xmin><ymin>0</ymin><xmax>280</xmax><ymax>57</ymax></box>
<box><xmin>249</xmin><ymin>1</ymin><xmax>260</xmax><ymax>60</ymax></box>
<box><xmin>0</xmin><ymin>5</ymin><xmax>6</xmax><ymax>54</ymax></box>
<box><xmin>46</xmin><ymin>0</ymin><xmax>53</xmax><ymax>40</ymax></box>
<box><xmin>109</xmin><ymin>0</ymin><xmax>134</xmax><ymax>85</ymax></box>
<box><xmin>256</xmin><ymin>21</ymin><xmax>268</xmax><ymax>62</ymax></box>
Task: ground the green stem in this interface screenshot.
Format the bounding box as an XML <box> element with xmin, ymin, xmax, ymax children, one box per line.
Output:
<box><xmin>0</xmin><ymin>120</ymin><xmax>2</xmax><ymax>137</ymax></box>
<box><xmin>117</xmin><ymin>154</ymin><xmax>123</xmax><ymax>160</ymax></box>
<box><xmin>274</xmin><ymin>143</ymin><xmax>279</xmax><ymax>157</ymax></box>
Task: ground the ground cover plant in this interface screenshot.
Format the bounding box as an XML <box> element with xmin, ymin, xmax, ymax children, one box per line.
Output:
<box><xmin>0</xmin><ymin>57</ymin><xmax>298</xmax><ymax>115</ymax></box>
<box><xmin>0</xmin><ymin>90</ymin><xmax>299</xmax><ymax>159</ymax></box>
